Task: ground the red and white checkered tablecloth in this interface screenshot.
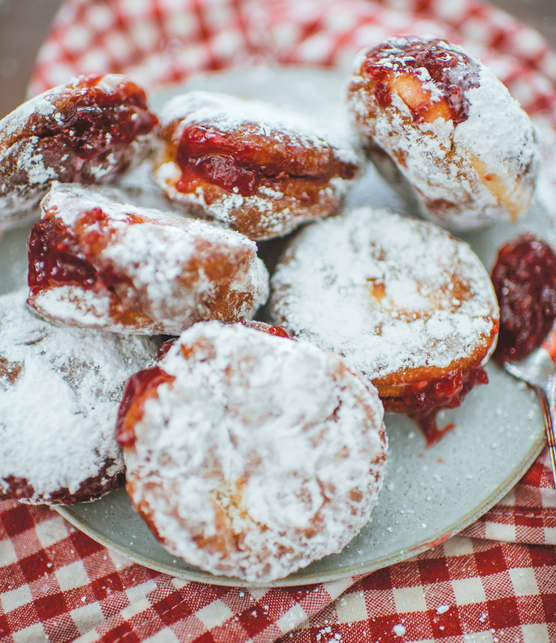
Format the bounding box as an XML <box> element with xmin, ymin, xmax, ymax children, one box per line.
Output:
<box><xmin>1</xmin><ymin>0</ymin><xmax>555</xmax><ymax>641</ymax></box>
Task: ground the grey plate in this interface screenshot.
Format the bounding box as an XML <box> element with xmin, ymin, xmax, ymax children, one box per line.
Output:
<box><xmin>1</xmin><ymin>67</ymin><xmax>549</xmax><ymax>588</ymax></box>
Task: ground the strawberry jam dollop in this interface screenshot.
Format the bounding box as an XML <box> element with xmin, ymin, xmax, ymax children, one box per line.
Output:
<box><xmin>27</xmin><ymin>207</ymin><xmax>135</xmax><ymax>294</ymax></box>
<box><xmin>492</xmin><ymin>233</ymin><xmax>556</xmax><ymax>363</ymax></box>
<box><xmin>176</xmin><ymin>125</ymin><xmax>300</xmax><ymax>196</ymax></box>
<box><xmin>361</xmin><ymin>38</ymin><xmax>480</xmax><ymax>124</ymax></box>
<box><xmin>40</xmin><ymin>76</ymin><xmax>158</xmax><ymax>160</ymax></box>
<box><xmin>175</xmin><ymin>124</ymin><xmax>356</xmax><ymax>196</ymax></box>
<box><xmin>383</xmin><ymin>367</ymin><xmax>488</xmax><ymax>447</ymax></box>
<box><xmin>116</xmin><ymin>366</ymin><xmax>176</xmax><ymax>447</ymax></box>
<box><xmin>28</xmin><ymin>218</ymin><xmax>97</xmax><ymax>291</ymax></box>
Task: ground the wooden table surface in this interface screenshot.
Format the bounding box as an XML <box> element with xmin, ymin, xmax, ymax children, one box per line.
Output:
<box><xmin>0</xmin><ymin>0</ymin><xmax>555</xmax><ymax>117</ymax></box>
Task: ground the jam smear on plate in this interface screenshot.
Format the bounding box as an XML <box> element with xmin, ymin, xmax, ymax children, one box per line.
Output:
<box><xmin>491</xmin><ymin>233</ymin><xmax>556</xmax><ymax>363</ymax></box>
<box><xmin>383</xmin><ymin>367</ymin><xmax>489</xmax><ymax>447</ymax></box>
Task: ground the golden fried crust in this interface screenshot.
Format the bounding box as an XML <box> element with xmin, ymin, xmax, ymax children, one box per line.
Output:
<box><xmin>0</xmin><ymin>74</ymin><xmax>158</xmax><ymax>218</ymax></box>
<box><xmin>153</xmin><ymin>92</ymin><xmax>359</xmax><ymax>240</ymax></box>
<box><xmin>373</xmin><ymin>319</ymin><xmax>499</xmax><ymax>398</ymax></box>
<box><xmin>27</xmin><ymin>185</ymin><xmax>269</xmax><ymax>335</ymax></box>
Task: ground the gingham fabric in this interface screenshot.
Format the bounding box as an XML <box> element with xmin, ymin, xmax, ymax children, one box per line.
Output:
<box><xmin>0</xmin><ymin>0</ymin><xmax>554</xmax><ymax>641</ymax></box>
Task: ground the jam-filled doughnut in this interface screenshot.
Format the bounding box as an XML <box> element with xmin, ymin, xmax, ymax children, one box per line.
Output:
<box><xmin>153</xmin><ymin>91</ymin><xmax>359</xmax><ymax>240</ymax></box>
<box><xmin>270</xmin><ymin>207</ymin><xmax>499</xmax><ymax>437</ymax></box>
<box><xmin>0</xmin><ymin>290</ymin><xmax>156</xmax><ymax>504</ymax></box>
<box><xmin>0</xmin><ymin>74</ymin><xmax>158</xmax><ymax>228</ymax></box>
<box><xmin>347</xmin><ymin>37</ymin><xmax>538</xmax><ymax>230</ymax></box>
<box><xmin>27</xmin><ymin>184</ymin><xmax>269</xmax><ymax>334</ymax></box>
<box><xmin>117</xmin><ymin>321</ymin><xmax>387</xmax><ymax>583</ymax></box>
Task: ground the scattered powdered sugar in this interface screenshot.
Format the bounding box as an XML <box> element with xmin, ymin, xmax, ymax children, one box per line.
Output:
<box><xmin>160</xmin><ymin>91</ymin><xmax>358</xmax><ymax>166</ymax></box>
<box><xmin>393</xmin><ymin>623</ymin><xmax>406</xmax><ymax>637</ymax></box>
<box><xmin>270</xmin><ymin>207</ymin><xmax>499</xmax><ymax>381</ymax></box>
<box><xmin>123</xmin><ymin>322</ymin><xmax>387</xmax><ymax>583</ymax></box>
<box><xmin>348</xmin><ymin>37</ymin><xmax>539</xmax><ymax>230</ymax></box>
<box><xmin>0</xmin><ymin>290</ymin><xmax>156</xmax><ymax>504</ymax></box>
<box><xmin>18</xmin><ymin>141</ymin><xmax>60</xmax><ymax>185</ymax></box>
<box><xmin>30</xmin><ymin>286</ymin><xmax>114</xmax><ymax>329</ymax></box>
<box><xmin>30</xmin><ymin>184</ymin><xmax>269</xmax><ymax>334</ymax></box>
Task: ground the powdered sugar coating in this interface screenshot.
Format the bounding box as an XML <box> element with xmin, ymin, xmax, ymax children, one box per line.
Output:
<box><xmin>28</xmin><ymin>184</ymin><xmax>269</xmax><ymax>334</ymax></box>
<box><xmin>348</xmin><ymin>37</ymin><xmax>539</xmax><ymax>230</ymax></box>
<box><xmin>0</xmin><ymin>74</ymin><xmax>157</xmax><ymax>226</ymax></box>
<box><xmin>159</xmin><ymin>91</ymin><xmax>358</xmax><ymax>165</ymax></box>
<box><xmin>157</xmin><ymin>167</ymin><xmax>351</xmax><ymax>240</ymax></box>
<box><xmin>270</xmin><ymin>208</ymin><xmax>499</xmax><ymax>383</ymax></box>
<box><xmin>153</xmin><ymin>91</ymin><xmax>359</xmax><ymax>240</ymax></box>
<box><xmin>0</xmin><ymin>91</ymin><xmax>58</xmax><ymax>140</ymax></box>
<box><xmin>0</xmin><ymin>290</ymin><xmax>156</xmax><ymax>504</ymax></box>
<box><xmin>122</xmin><ymin>322</ymin><xmax>387</xmax><ymax>583</ymax></box>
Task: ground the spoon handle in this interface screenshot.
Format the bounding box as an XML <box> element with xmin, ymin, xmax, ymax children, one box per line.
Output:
<box><xmin>537</xmin><ymin>377</ymin><xmax>556</xmax><ymax>488</ymax></box>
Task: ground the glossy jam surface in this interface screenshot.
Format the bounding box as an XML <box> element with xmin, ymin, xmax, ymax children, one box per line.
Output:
<box><xmin>27</xmin><ymin>208</ymin><xmax>137</xmax><ymax>294</ymax></box>
<box><xmin>240</xmin><ymin>320</ymin><xmax>291</xmax><ymax>338</ymax></box>
<box><xmin>28</xmin><ymin>218</ymin><xmax>97</xmax><ymax>291</ymax></box>
<box><xmin>41</xmin><ymin>76</ymin><xmax>158</xmax><ymax>160</ymax></box>
<box><xmin>383</xmin><ymin>368</ymin><xmax>488</xmax><ymax>446</ymax></box>
<box><xmin>156</xmin><ymin>337</ymin><xmax>177</xmax><ymax>360</ymax></box>
<box><xmin>116</xmin><ymin>366</ymin><xmax>176</xmax><ymax>447</ymax></box>
<box><xmin>492</xmin><ymin>234</ymin><xmax>556</xmax><ymax>363</ymax></box>
<box><xmin>268</xmin><ymin>325</ymin><xmax>290</xmax><ymax>338</ymax></box>
<box><xmin>176</xmin><ymin>125</ymin><xmax>305</xmax><ymax>196</ymax></box>
<box><xmin>175</xmin><ymin>124</ymin><xmax>356</xmax><ymax>197</ymax></box>
<box><xmin>362</xmin><ymin>38</ymin><xmax>480</xmax><ymax>124</ymax></box>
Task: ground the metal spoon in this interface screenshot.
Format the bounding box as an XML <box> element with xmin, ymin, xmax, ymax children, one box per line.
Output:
<box><xmin>503</xmin><ymin>346</ymin><xmax>556</xmax><ymax>488</ymax></box>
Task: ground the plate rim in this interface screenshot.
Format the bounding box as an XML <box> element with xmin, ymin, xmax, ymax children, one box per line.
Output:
<box><xmin>55</xmin><ymin>434</ymin><xmax>543</xmax><ymax>587</ymax></box>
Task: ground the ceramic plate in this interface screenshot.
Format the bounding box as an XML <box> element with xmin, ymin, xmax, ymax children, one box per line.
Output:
<box><xmin>1</xmin><ymin>67</ymin><xmax>550</xmax><ymax>587</ymax></box>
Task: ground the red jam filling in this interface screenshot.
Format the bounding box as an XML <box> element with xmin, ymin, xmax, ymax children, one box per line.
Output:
<box><xmin>116</xmin><ymin>366</ymin><xmax>176</xmax><ymax>447</ymax></box>
<box><xmin>174</xmin><ymin>124</ymin><xmax>356</xmax><ymax>197</ymax></box>
<box><xmin>41</xmin><ymin>76</ymin><xmax>158</xmax><ymax>160</ymax></box>
<box><xmin>156</xmin><ymin>337</ymin><xmax>177</xmax><ymax>360</ymax></box>
<box><xmin>268</xmin><ymin>325</ymin><xmax>290</xmax><ymax>338</ymax></box>
<box><xmin>240</xmin><ymin>320</ymin><xmax>291</xmax><ymax>338</ymax></box>
<box><xmin>383</xmin><ymin>368</ymin><xmax>488</xmax><ymax>447</ymax></box>
<box><xmin>492</xmin><ymin>234</ymin><xmax>556</xmax><ymax>363</ymax></box>
<box><xmin>27</xmin><ymin>208</ymin><xmax>135</xmax><ymax>294</ymax></box>
<box><xmin>362</xmin><ymin>38</ymin><xmax>480</xmax><ymax>124</ymax></box>
<box><xmin>176</xmin><ymin>125</ymin><xmax>303</xmax><ymax>196</ymax></box>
